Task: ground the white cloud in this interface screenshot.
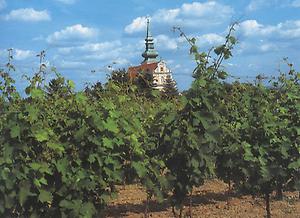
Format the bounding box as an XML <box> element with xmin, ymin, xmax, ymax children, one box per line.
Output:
<box><xmin>227</xmin><ymin>63</ymin><xmax>238</xmax><ymax>67</ymax></box>
<box><xmin>153</xmin><ymin>9</ymin><xmax>180</xmax><ymax>24</ymax></box>
<box><xmin>246</xmin><ymin>0</ymin><xmax>266</xmax><ymax>11</ymax></box>
<box><xmin>47</xmin><ymin>24</ymin><xmax>98</xmax><ymax>44</ymax></box>
<box><xmin>0</xmin><ymin>49</ymin><xmax>34</xmax><ymax>61</ymax></box>
<box><xmin>236</xmin><ymin>19</ymin><xmax>300</xmax><ymax>54</ymax></box>
<box><xmin>291</xmin><ymin>0</ymin><xmax>300</xmax><ymax>7</ymax></box>
<box><xmin>173</xmin><ymin>64</ymin><xmax>181</xmax><ymax>70</ymax></box>
<box><xmin>166</xmin><ymin>59</ymin><xmax>174</xmax><ymax>64</ymax></box>
<box><xmin>82</xmin><ymin>43</ymin><xmax>133</xmax><ymax>61</ymax></box>
<box><xmin>4</xmin><ymin>8</ymin><xmax>51</xmax><ymax>22</ymax></box>
<box><xmin>124</xmin><ymin>16</ymin><xmax>147</xmax><ymax>34</ymax></box>
<box><xmin>58</xmin><ymin>41</ymin><xmax>122</xmax><ymax>54</ymax></box>
<box><xmin>55</xmin><ymin>0</ymin><xmax>76</xmax><ymax>4</ymax></box>
<box><xmin>32</xmin><ymin>35</ymin><xmax>44</xmax><ymax>41</ymax></box>
<box><xmin>55</xmin><ymin>40</ymin><xmax>138</xmax><ymax>65</ymax></box>
<box><xmin>0</xmin><ymin>49</ymin><xmax>7</xmax><ymax>60</ymax></box>
<box><xmin>278</xmin><ymin>20</ymin><xmax>300</xmax><ymax>38</ymax></box>
<box><xmin>236</xmin><ymin>41</ymin><xmax>279</xmax><ymax>54</ymax></box>
<box><xmin>259</xmin><ymin>43</ymin><xmax>278</xmax><ymax>52</ymax></box>
<box><xmin>59</xmin><ymin>60</ymin><xmax>86</xmax><ymax>69</ymax></box>
<box><xmin>80</xmin><ymin>41</ymin><xmax>122</xmax><ymax>52</ymax></box>
<box><xmin>14</xmin><ymin>49</ymin><xmax>34</xmax><ymax>60</ymax></box>
<box><xmin>153</xmin><ymin>33</ymin><xmax>224</xmax><ymax>51</ymax></box>
<box><xmin>181</xmin><ymin>1</ymin><xmax>232</xmax><ymax>18</ymax></box>
<box><xmin>155</xmin><ymin>34</ymin><xmax>178</xmax><ymax>50</ymax></box>
<box><xmin>246</xmin><ymin>0</ymin><xmax>281</xmax><ymax>11</ymax></box>
<box><xmin>125</xmin><ymin>1</ymin><xmax>234</xmax><ymax>34</ymax></box>
<box><xmin>197</xmin><ymin>33</ymin><xmax>224</xmax><ymax>46</ymax></box>
<box><xmin>0</xmin><ymin>0</ymin><xmax>6</xmax><ymax>10</ymax></box>
<box><xmin>239</xmin><ymin>19</ymin><xmax>300</xmax><ymax>39</ymax></box>
<box><xmin>113</xmin><ymin>58</ymin><xmax>130</xmax><ymax>65</ymax></box>
<box><xmin>239</xmin><ymin>20</ymin><xmax>276</xmax><ymax>36</ymax></box>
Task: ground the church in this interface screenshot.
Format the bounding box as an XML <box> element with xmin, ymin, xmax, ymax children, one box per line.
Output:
<box><xmin>127</xmin><ymin>19</ymin><xmax>176</xmax><ymax>91</ymax></box>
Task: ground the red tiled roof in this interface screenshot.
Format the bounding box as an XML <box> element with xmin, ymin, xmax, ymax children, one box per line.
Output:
<box><xmin>128</xmin><ymin>62</ymin><xmax>158</xmax><ymax>79</ymax></box>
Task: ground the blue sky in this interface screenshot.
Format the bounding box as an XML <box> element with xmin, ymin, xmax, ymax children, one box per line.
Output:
<box><xmin>0</xmin><ymin>0</ymin><xmax>299</xmax><ymax>91</ymax></box>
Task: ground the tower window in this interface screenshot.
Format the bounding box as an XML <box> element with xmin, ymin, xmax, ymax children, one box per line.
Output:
<box><xmin>160</xmin><ymin>67</ymin><xmax>164</xmax><ymax>72</ymax></box>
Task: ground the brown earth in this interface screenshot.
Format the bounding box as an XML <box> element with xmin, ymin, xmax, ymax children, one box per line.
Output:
<box><xmin>104</xmin><ymin>180</ymin><xmax>300</xmax><ymax>218</ymax></box>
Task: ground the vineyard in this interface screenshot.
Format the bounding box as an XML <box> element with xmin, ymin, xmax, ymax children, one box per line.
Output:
<box><xmin>0</xmin><ymin>27</ymin><xmax>299</xmax><ymax>218</ymax></box>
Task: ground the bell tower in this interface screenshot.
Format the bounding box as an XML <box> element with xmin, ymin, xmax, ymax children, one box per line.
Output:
<box><xmin>141</xmin><ymin>19</ymin><xmax>159</xmax><ymax>64</ymax></box>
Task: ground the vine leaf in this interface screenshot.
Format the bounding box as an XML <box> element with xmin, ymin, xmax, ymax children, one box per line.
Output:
<box><xmin>132</xmin><ymin>161</ymin><xmax>147</xmax><ymax>178</ymax></box>
<box><xmin>10</xmin><ymin>124</ymin><xmax>21</xmax><ymax>139</ymax></box>
<box><xmin>31</xmin><ymin>88</ymin><xmax>44</xmax><ymax>99</ymax></box>
<box><xmin>104</xmin><ymin>118</ymin><xmax>119</xmax><ymax>133</ymax></box>
<box><xmin>19</xmin><ymin>181</ymin><xmax>34</xmax><ymax>206</ymax></box>
<box><xmin>81</xmin><ymin>202</ymin><xmax>96</xmax><ymax>218</ymax></box>
<box><xmin>46</xmin><ymin>142</ymin><xmax>64</xmax><ymax>153</ymax></box>
<box><xmin>34</xmin><ymin>129</ymin><xmax>49</xmax><ymax>142</ymax></box>
<box><xmin>38</xmin><ymin>190</ymin><xmax>53</xmax><ymax>203</ymax></box>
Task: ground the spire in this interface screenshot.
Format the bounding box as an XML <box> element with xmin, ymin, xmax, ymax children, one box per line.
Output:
<box><xmin>146</xmin><ymin>18</ymin><xmax>150</xmax><ymax>39</ymax></box>
<box><xmin>141</xmin><ymin>18</ymin><xmax>158</xmax><ymax>64</ymax></box>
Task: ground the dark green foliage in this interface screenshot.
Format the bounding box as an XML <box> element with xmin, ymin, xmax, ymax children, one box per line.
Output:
<box><xmin>84</xmin><ymin>81</ymin><xmax>103</xmax><ymax>100</ymax></box>
<box><xmin>109</xmin><ymin>68</ymin><xmax>129</xmax><ymax>85</ymax></box>
<box><xmin>135</xmin><ymin>71</ymin><xmax>154</xmax><ymax>97</ymax></box>
<box><xmin>162</xmin><ymin>75</ymin><xmax>178</xmax><ymax>98</ymax></box>
<box><xmin>0</xmin><ymin>27</ymin><xmax>299</xmax><ymax>218</ymax></box>
<box><xmin>215</xmin><ymin>70</ymin><xmax>300</xmax><ymax>217</ymax></box>
<box><xmin>159</xmin><ymin>93</ymin><xmax>219</xmax><ymax>210</ymax></box>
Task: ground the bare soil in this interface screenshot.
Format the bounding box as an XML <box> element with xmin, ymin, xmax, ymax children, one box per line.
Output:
<box><xmin>104</xmin><ymin>180</ymin><xmax>300</xmax><ymax>218</ymax></box>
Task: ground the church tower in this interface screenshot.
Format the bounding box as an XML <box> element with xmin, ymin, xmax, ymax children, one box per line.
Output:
<box><xmin>128</xmin><ymin>19</ymin><xmax>177</xmax><ymax>91</ymax></box>
<box><xmin>141</xmin><ymin>19</ymin><xmax>159</xmax><ymax>64</ymax></box>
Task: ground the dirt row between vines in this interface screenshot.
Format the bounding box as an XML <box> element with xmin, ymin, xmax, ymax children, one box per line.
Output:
<box><xmin>104</xmin><ymin>179</ymin><xmax>300</xmax><ymax>217</ymax></box>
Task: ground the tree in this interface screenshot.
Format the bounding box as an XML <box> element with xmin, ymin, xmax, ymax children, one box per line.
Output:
<box><xmin>109</xmin><ymin>68</ymin><xmax>129</xmax><ymax>85</ymax></box>
<box><xmin>84</xmin><ymin>81</ymin><xmax>103</xmax><ymax>100</ymax></box>
<box><xmin>162</xmin><ymin>75</ymin><xmax>178</xmax><ymax>97</ymax></box>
